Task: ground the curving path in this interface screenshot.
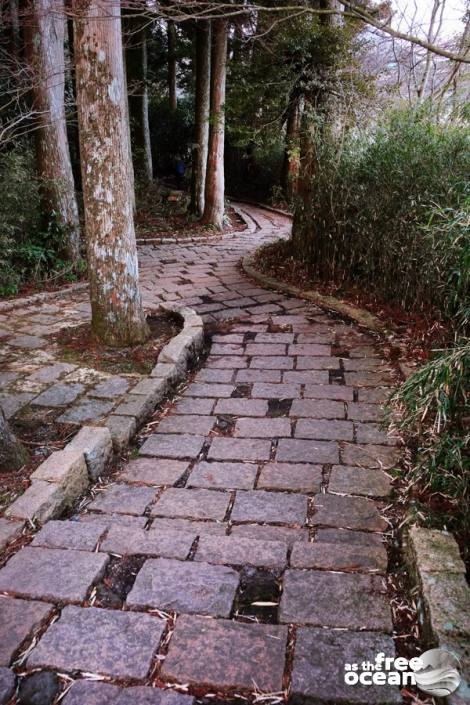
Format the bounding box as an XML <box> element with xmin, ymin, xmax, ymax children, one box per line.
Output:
<box><xmin>0</xmin><ymin>204</ymin><xmax>403</xmax><ymax>705</ymax></box>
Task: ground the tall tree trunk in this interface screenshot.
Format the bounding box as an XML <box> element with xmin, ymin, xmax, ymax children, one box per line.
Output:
<box><xmin>0</xmin><ymin>409</ymin><xmax>28</xmax><ymax>472</ymax></box>
<box><xmin>167</xmin><ymin>20</ymin><xmax>177</xmax><ymax>111</ymax></box>
<box><xmin>190</xmin><ymin>20</ymin><xmax>211</xmax><ymax>216</ymax></box>
<box><xmin>25</xmin><ymin>0</ymin><xmax>80</xmax><ymax>263</ymax></box>
<box><xmin>73</xmin><ymin>0</ymin><xmax>148</xmax><ymax>347</ymax></box>
<box><xmin>202</xmin><ymin>18</ymin><xmax>227</xmax><ymax>230</ymax></box>
<box><xmin>124</xmin><ymin>17</ymin><xmax>153</xmax><ymax>184</ymax></box>
<box><xmin>281</xmin><ymin>93</ymin><xmax>301</xmax><ymax>202</ymax></box>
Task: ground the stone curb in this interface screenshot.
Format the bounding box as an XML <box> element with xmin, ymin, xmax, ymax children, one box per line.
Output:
<box><xmin>3</xmin><ymin>305</ymin><xmax>204</xmax><ymax>528</ymax></box>
<box><xmin>242</xmin><ymin>251</ymin><xmax>389</xmax><ymax>336</ymax></box>
<box><xmin>405</xmin><ymin>526</ymin><xmax>470</xmax><ymax>703</ymax></box>
<box><xmin>0</xmin><ymin>282</ymin><xmax>89</xmax><ymax>314</ymax></box>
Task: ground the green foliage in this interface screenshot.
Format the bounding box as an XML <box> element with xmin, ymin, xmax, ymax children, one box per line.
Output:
<box><xmin>389</xmin><ymin>341</ymin><xmax>470</xmax><ymax>557</ymax></box>
<box><xmin>296</xmin><ymin>108</ymin><xmax>470</xmax><ymax>332</ymax></box>
<box><xmin>0</xmin><ymin>144</ymin><xmax>81</xmax><ymax>297</ymax></box>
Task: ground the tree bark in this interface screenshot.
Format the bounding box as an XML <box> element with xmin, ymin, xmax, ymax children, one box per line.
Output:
<box><xmin>25</xmin><ymin>0</ymin><xmax>80</xmax><ymax>263</ymax></box>
<box><xmin>281</xmin><ymin>92</ymin><xmax>301</xmax><ymax>202</ymax></box>
<box><xmin>167</xmin><ymin>20</ymin><xmax>177</xmax><ymax>111</ymax></box>
<box><xmin>73</xmin><ymin>0</ymin><xmax>149</xmax><ymax>347</ymax></box>
<box><xmin>0</xmin><ymin>409</ymin><xmax>28</xmax><ymax>472</ymax></box>
<box><xmin>202</xmin><ymin>18</ymin><xmax>227</xmax><ymax>230</ymax></box>
<box><xmin>190</xmin><ymin>20</ymin><xmax>211</xmax><ymax>216</ymax></box>
<box><xmin>124</xmin><ymin>14</ymin><xmax>153</xmax><ymax>184</ymax></box>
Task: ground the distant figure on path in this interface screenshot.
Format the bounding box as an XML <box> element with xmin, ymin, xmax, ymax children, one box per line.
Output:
<box><xmin>175</xmin><ymin>155</ymin><xmax>186</xmax><ymax>188</ymax></box>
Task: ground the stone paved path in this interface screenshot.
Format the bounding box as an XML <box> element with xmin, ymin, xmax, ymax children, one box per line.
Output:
<box><xmin>0</xmin><ymin>205</ymin><xmax>404</xmax><ymax>704</ymax></box>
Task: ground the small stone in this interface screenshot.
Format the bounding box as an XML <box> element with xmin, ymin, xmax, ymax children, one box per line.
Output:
<box><xmin>161</xmin><ymin>614</ymin><xmax>288</xmax><ymax>692</ymax></box>
<box><xmin>106</xmin><ymin>415</ymin><xmax>137</xmax><ymax>452</ymax></box>
<box><xmin>0</xmin><ymin>518</ymin><xmax>23</xmax><ymax>551</ymax></box>
<box><xmin>18</xmin><ymin>671</ymin><xmax>60</xmax><ymax>705</ymax></box>
<box><xmin>276</xmin><ymin>438</ymin><xmax>339</xmax><ymax>464</ymax></box>
<box><xmin>58</xmin><ymin>398</ymin><xmax>115</xmax><ymax>424</ymax></box>
<box><xmin>231</xmin><ymin>490</ymin><xmax>308</xmax><ymax>525</ymax></box>
<box><xmin>329</xmin><ymin>465</ymin><xmax>392</xmax><ymax>498</ymax></box>
<box><xmin>208</xmin><ymin>437</ymin><xmax>271</xmax><ymax>461</ymax></box>
<box><xmin>195</xmin><ymin>534</ymin><xmax>287</xmax><ymax>568</ymax></box>
<box><xmin>32</xmin><ymin>520</ymin><xmax>106</xmax><ymax>551</ymax></box>
<box><xmin>0</xmin><ymin>668</ymin><xmax>14</xmax><ymax>705</ymax></box>
<box><xmin>257</xmin><ymin>462</ymin><xmax>322</xmax><ymax>493</ymax></box>
<box><xmin>0</xmin><ymin>546</ymin><xmax>108</xmax><ymax>602</ymax></box>
<box><xmin>99</xmin><ymin>524</ymin><xmax>195</xmax><ymax>560</ymax></box>
<box><xmin>127</xmin><ymin>558</ymin><xmax>239</xmax><ymax>617</ymax></box>
<box><xmin>87</xmin><ymin>484</ymin><xmax>156</xmax><ymax>516</ymax></box>
<box><xmin>188</xmin><ymin>461</ymin><xmax>257</xmax><ymax>490</ymax></box>
<box><xmin>28</xmin><ymin>605</ymin><xmax>166</xmax><ymax>679</ymax></box>
<box><xmin>152</xmin><ymin>488</ymin><xmax>230</xmax><ymax>521</ymax></box>
<box><xmin>311</xmin><ymin>494</ymin><xmax>388</xmax><ymax>532</ymax></box>
<box><xmin>231</xmin><ymin>524</ymin><xmax>309</xmax><ymax>546</ymax></box>
<box><xmin>140</xmin><ymin>434</ymin><xmax>205</xmax><ymax>459</ymax></box>
<box><xmin>33</xmin><ymin>383</ymin><xmax>84</xmax><ymax>407</ymax></box>
<box><xmin>90</xmin><ymin>376</ymin><xmax>130</xmax><ymax>399</ymax></box>
<box><xmin>280</xmin><ymin>570</ymin><xmax>392</xmax><ymax>631</ymax></box>
<box><xmin>0</xmin><ymin>597</ymin><xmax>54</xmax><ymax>666</ymax></box>
<box><xmin>291</xmin><ymin>628</ymin><xmax>401</xmax><ymax>704</ymax></box>
<box><xmin>119</xmin><ymin>458</ymin><xmax>189</xmax><ymax>486</ymax></box>
<box><xmin>291</xmin><ymin>541</ymin><xmax>387</xmax><ymax>573</ymax></box>
<box><xmin>67</xmin><ymin>426</ymin><xmax>113</xmax><ymax>480</ymax></box>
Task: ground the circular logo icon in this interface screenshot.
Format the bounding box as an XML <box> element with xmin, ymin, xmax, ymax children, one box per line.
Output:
<box><xmin>410</xmin><ymin>648</ymin><xmax>461</xmax><ymax>697</ymax></box>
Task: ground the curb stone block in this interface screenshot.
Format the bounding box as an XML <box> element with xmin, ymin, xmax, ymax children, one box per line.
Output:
<box><xmin>0</xmin><ymin>518</ymin><xmax>23</xmax><ymax>551</ymax></box>
<box><xmin>131</xmin><ymin>377</ymin><xmax>168</xmax><ymax>405</ymax></box>
<box><xmin>105</xmin><ymin>415</ymin><xmax>137</xmax><ymax>452</ymax></box>
<box><xmin>150</xmin><ymin>362</ymin><xmax>179</xmax><ymax>382</ymax></box>
<box><xmin>31</xmin><ymin>450</ymin><xmax>88</xmax><ymax>505</ymax></box>
<box><xmin>67</xmin><ymin>426</ymin><xmax>113</xmax><ymax>481</ymax></box>
<box><xmin>5</xmin><ymin>480</ymin><xmax>65</xmax><ymax>524</ymax></box>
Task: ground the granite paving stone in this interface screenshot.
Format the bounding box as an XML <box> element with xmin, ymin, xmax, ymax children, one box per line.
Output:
<box><xmin>291</xmin><ymin>540</ymin><xmax>387</xmax><ymax>573</ymax></box>
<box><xmin>276</xmin><ymin>438</ymin><xmax>339</xmax><ymax>464</ymax></box>
<box><xmin>116</xmin><ymin>687</ymin><xmax>195</xmax><ymax>705</ymax></box>
<box><xmin>257</xmin><ymin>462</ymin><xmax>322</xmax><ymax>493</ymax></box>
<box><xmin>235</xmin><ymin>369</ymin><xmax>281</xmax><ymax>383</ymax></box>
<box><xmin>311</xmin><ymin>493</ymin><xmax>388</xmax><ymax>532</ymax></box>
<box><xmin>173</xmin><ymin>398</ymin><xmax>215</xmax><ymax>414</ymax></box>
<box><xmin>161</xmin><ymin>614</ymin><xmax>288</xmax><ymax>691</ymax></box>
<box><xmin>0</xmin><ymin>668</ymin><xmax>14</xmax><ymax>705</ymax></box>
<box><xmin>0</xmin><ymin>546</ymin><xmax>108</xmax><ymax>602</ymax></box>
<box><xmin>33</xmin><ymin>382</ymin><xmax>84</xmax><ymax>407</ymax></box>
<box><xmin>291</xmin><ymin>628</ymin><xmax>401</xmax><ymax>704</ymax></box>
<box><xmin>151</xmin><ymin>517</ymin><xmax>227</xmax><ymax>535</ymax></box>
<box><xmin>152</xmin><ymin>488</ymin><xmax>230</xmax><ymax>521</ymax></box>
<box><xmin>315</xmin><ymin>528</ymin><xmax>384</xmax><ymax>547</ymax></box>
<box><xmin>341</xmin><ymin>443</ymin><xmax>400</xmax><ymax>468</ymax></box>
<box><xmin>155</xmin><ymin>415</ymin><xmax>215</xmax><ymax>435</ymax></box>
<box><xmin>63</xmin><ymin>681</ymin><xmax>122</xmax><ymax>705</ymax></box>
<box><xmin>290</xmin><ymin>399</ymin><xmax>346</xmax><ymax>419</ymax></box>
<box><xmin>90</xmin><ymin>376</ymin><xmax>131</xmax><ymax>399</ymax></box>
<box><xmin>87</xmin><ymin>484</ymin><xmax>156</xmax><ymax>516</ymax></box>
<box><xmin>31</xmin><ymin>520</ymin><xmax>106</xmax><ymax>551</ymax></box>
<box><xmin>28</xmin><ymin>605</ymin><xmax>166</xmax><ymax>679</ymax></box>
<box><xmin>303</xmin><ymin>384</ymin><xmax>354</xmax><ymax>400</ymax></box>
<box><xmin>230</xmin><ymin>523</ymin><xmax>309</xmax><ymax>545</ymax></box>
<box><xmin>187</xmin><ymin>383</ymin><xmax>235</xmax><ymax>398</ymax></box>
<box><xmin>213</xmin><ymin>398</ymin><xmax>268</xmax><ymax>416</ymax></box>
<box><xmin>127</xmin><ymin>557</ymin><xmax>239</xmax><ymax>617</ymax></box>
<box><xmin>231</xmin><ymin>490</ymin><xmax>308</xmax><ymax>525</ymax></box>
<box><xmin>355</xmin><ymin>423</ymin><xmax>399</xmax><ymax>446</ymax></box>
<box><xmin>251</xmin><ymin>382</ymin><xmax>300</xmax><ymax>399</ymax></box>
<box><xmin>0</xmin><ymin>518</ymin><xmax>23</xmax><ymax>551</ymax></box>
<box><xmin>140</xmin><ymin>434</ymin><xmax>206</xmax><ymax>458</ymax></box>
<box><xmin>329</xmin><ymin>465</ymin><xmax>393</xmax><ymax>498</ymax></box>
<box><xmin>280</xmin><ymin>570</ymin><xmax>392</xmax><ymax>631</ymax></box>
<box><xmin>282</xmin><ymin>370</ymin><xmax>329</xmax><ymax>384</ymax></box>
<box><xmin>58</xmin><ymin>398</ymin><xmax>115</xmax><ymax>423</ymax></box>
<box><xmin>195</xmin><ymin>534</ymin><xmax>287</xmax><ymax>568</ymax></box>
<box><xmin>188</xmin><ymin>461</ymin><xmax>257</xmax><ymax>489</ymax></box>
<box><xmin>100</xmin><ymin>524</ymin><xmax>195</xmax><ymax>559</ymax></box>
<box><xmin>208</xmin><ymin>437</ymin><xmax>271</xmax><ymax>461</ymax></box>
<box><xmin>0</xmin><ymin>597</ymin><xmax>54</xmax><ymax>666</ymax></box>
<box><xmin>295</xmin><ymin>418</ymin><xmax>354</xmax><ymax>441</ymax></box>
<box><xmin>250</xmin><ymin>356</ymin><xmax>294</xmax><ymax>369</ymax></box>
<box><xmin>347</xmin><ymin>403</ymin><xmax>383</xmax><ymax>422</ymax></box>
<box><xmin>118</xmin><ymin>458</ymin><xmax>190</xmax><ymax>486</ymax></box>
<box><xmin>234</xmin><ymin>417</ymin><xmax>291</xmax><ymax>438</ymax></box>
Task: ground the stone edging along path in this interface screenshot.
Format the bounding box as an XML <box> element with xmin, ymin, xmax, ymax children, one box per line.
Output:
<box><xmin>2</xmin><ymin>304</ymin><xmax>204</xmax><ymax>528</ymax></box>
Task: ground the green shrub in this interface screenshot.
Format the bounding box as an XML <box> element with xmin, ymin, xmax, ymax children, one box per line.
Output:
<box><xmin>0</xmin><ymin>143</ymin><xmax>79</xmax><ymax>296</ymax></box>
<box><xmin>294</xmin><ymin>108</ymin><xmax>470</xmax><ymax>333</ymax></box>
